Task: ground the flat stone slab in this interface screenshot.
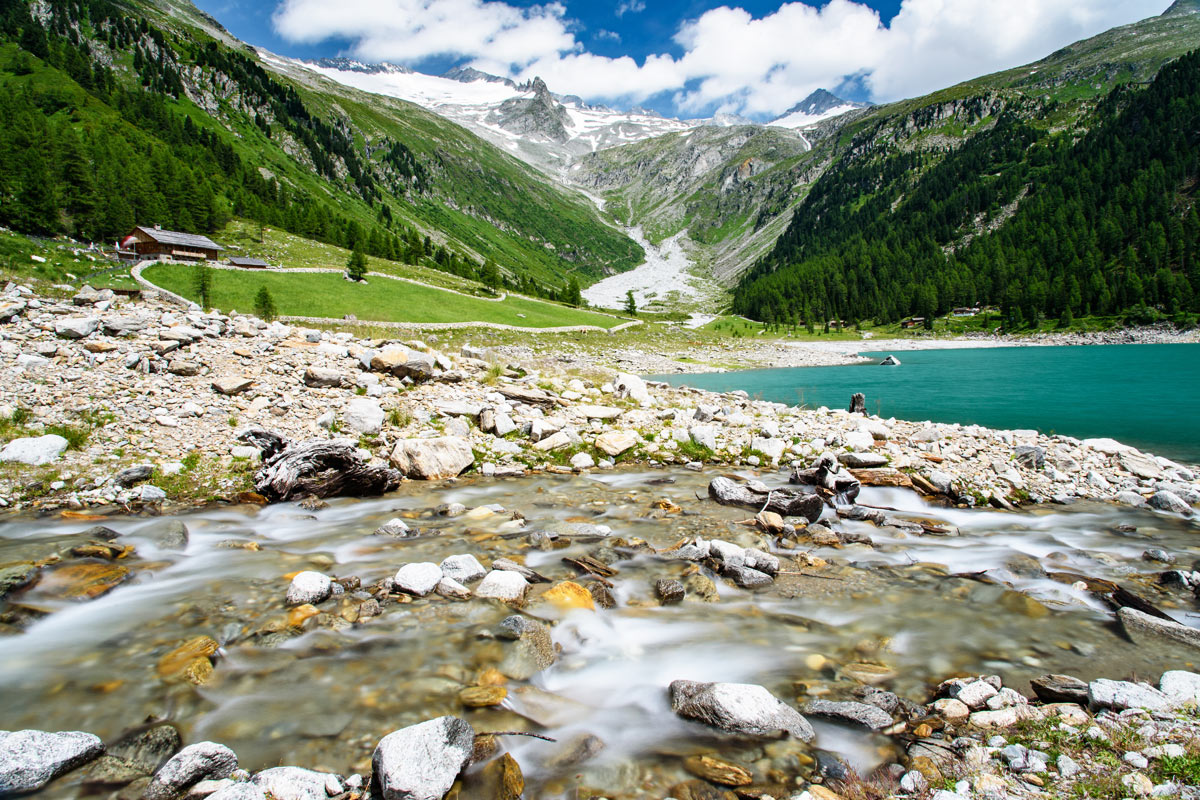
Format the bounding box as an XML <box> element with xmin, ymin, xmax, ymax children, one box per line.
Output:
<box><xmin>670</xmin><ymin>680</ymin><xmax>815</xmax><ymax>741</ymax></box>
<box><xmin>803</xmin><ymin>699</ymin><xmax>893</xmax><ymax>730</ymax></box>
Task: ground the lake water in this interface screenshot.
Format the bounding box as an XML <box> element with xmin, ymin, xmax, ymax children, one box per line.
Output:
<box><xmin>649</xmin><ymin>343</ymin><xmax>1200</xmax><ymax>464</ymax></box>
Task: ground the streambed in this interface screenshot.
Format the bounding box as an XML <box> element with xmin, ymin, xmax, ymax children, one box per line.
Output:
<box><xmin>1</xmin><ymin>468</ymin><xmax>1197</xmax><ymax>797</ymax></box>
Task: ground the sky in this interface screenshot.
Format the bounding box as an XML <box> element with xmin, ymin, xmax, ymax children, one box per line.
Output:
<box><xmin>193</xmin><ymin>0</ymin><xmax>1169</xmax><ymax>119</ymax></box>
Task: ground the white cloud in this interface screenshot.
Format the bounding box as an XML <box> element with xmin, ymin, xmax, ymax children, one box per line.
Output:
<box><xmin>595</xmin><ymin>29</ymin><xmax>622</xmax><ymax>42</ymax></box>
<box><xmin>271</xmin><ymin>0</ymin><xmax>1170</xmax><ymax>116</ymax></box>
<box><xmin>616</xmin><ymin>0</ymin><xmax>646</xmax><ymax>17</ymax></box>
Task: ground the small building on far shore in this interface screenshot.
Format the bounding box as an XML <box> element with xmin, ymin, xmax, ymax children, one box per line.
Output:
<box><xmin>117</xmin><ymin>225</ymin><xmax>224</xmax><ymax>262</ymax></box>
<box><xmin>228</xmin><ymin>257</ymin><xmax>270</xmax><ymax>269</ymax></box>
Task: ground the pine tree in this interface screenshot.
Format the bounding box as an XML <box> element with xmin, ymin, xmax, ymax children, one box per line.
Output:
<box><xmin>254</xmin><ymin>285</ymin><xmax>277</xmax><ymax>321</ymax></box>
<box><xmin>194</xmin><ymin>267</ymin><xmax>213</xmax><ymax>310</ymax></box>
<box><xmin>346</xmin><ymin>247</ymin><xmax>367</xmax><ymax>282</ymax></box>
<box><xmin>564</xmin><ymin>277</ymin><xmax>582</xmax><ymax>307</ymax></box>
<box><xmin>624</xmin><ymin>290</ymin><xmax>637</xmax><ymax>316</ymax></box>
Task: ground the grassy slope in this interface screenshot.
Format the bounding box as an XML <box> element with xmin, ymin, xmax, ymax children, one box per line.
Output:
<box><xmin>128</xmin><ymin>0</ymin><xmax>642</xmax><ymax>288</ymax></box>
<box><xmin>142</xmin><ymin>263</ymin><xmax>627</xmax><ymax>328</ymax></box>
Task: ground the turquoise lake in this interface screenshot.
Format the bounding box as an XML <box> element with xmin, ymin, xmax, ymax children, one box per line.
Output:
<box><xmin>649</xmin><ymin>343</ymin><xmax>1200</xmax><ymax>463</ymax></box>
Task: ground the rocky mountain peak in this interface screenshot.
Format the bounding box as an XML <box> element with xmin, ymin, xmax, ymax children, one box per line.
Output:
<box><xmin>1163</xmin><ymin>0</ymin><xmax>1200</xmax><ymax>15</ymax></box>
<box><xmin>783</xmin><ymin>89</ymin><xmax>868</xmax><ymax>117</ymax></box>
<box><xmin>490</xmin><ymin>75</ymin><xmax>572</xmax><ymax>143</ymax></box>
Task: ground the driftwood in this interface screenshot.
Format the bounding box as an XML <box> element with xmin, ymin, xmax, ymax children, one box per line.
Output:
<box><xmin>708</xmin><ymin>477</ymin><xmax>823</xmax><ymax>522</ymax></box>
<box><xmin>849</xmin><ymin>393</ymin><xmax>866</xmax><ymax>414</ymax></box>
<box><xmin>244</xmin><ymin>432</ymin><xmax>402</xmax><ymax>502</ymax></box>
<box><xmin>790</xmin><ymin>454</ymin><xmax>861</xmax><ymax>503</ymax></box>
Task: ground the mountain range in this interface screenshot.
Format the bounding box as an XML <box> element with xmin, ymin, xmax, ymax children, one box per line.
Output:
<box><xmin>0</xmin><ymin>0</ymin><xmax>1198</xmax><ymax>325</ymax></box>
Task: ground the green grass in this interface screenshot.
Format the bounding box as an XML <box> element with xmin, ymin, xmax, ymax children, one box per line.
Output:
<box><xmin>141</xmin><ymin>263</ymin><xmax>628</xmax><ymax>329</ymax></box>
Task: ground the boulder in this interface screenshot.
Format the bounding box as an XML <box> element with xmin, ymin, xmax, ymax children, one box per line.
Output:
<box><xmin>1118</xmin><ymin>450</ymin><xmax>1162</xmax><ymax>480</ymax></box>
<box><xmin>0</xmin><ymin>730</ymin><xmax>104</xmax><ymax>795</ymax></box>
<box><xmin>802</xmin><ymin>699</ymin><xmax>893</xmax><ymax>730</ymax></box>
<box><xmin>54</xmin><ymin>316</ymin><xmax>99</xmax><ymax>339</ymax></box>
<box><xmin>595</xmin><ymin>430</ymin><xmax>637</xmax><ymax>457</ymax></box>
<box><xmin>371</xmin><ymin>346</ymin><xmax>435</xmax><ymax>381</ymax></box>
<box><xmin>669</xmin><ymin>680</ymin><xmax>815</xmax><ymax>741</ymax></box>
<box><xmin>390</xmin><ymin>437</ymin><xmax>474</xmax><ymax>480</ymax></box>
<box><xmin>143</xmin><ymin>742</ymin><xmax>237</xmax><ymax>800</ymax></box>
<box><xmin>371</xmin><ymin>717</ymin><xmax>474</xmax><ymax>800</ymax></box>
<box><xmin>613</xmin><ymin>373</ymin><xmax>649</xmax><ymax>404</ymax></box>
<box><xmin>1118</xmin><ymin>607</ymin><xmax>1200</xmax><ymax>651</ymax></box>
<box><xmin>879</xmin><ymin>355</ymin><xmax>901</xmax><ymax>366</ymax></box>
<box><xmin>167</xmin><ymin>360</ymin><xmax>201</xmax><ymax>377</ymax></box>
<box><xmin>439</xmin><ymin>554</ymin><xmax>487</xmax><ymax>584</ymax></box>
<box><xmin>1159</xmin><ymin>670</ymin><xmax>1200</xmax><ymax>705</ymax></box>
<box><xmin>1148</xmin><ymin>490</ymin><xmax>1192</xmax><ymax>515</ymax></box>
<box><xmin>1030</xmin><ymin>674</ymin><xmax>1089</xmax><ymax>705</ymax></box>
<box><xmin>475</xmin><ymin>570</ymin><xmax>528</xmax><ymax>602</ymax></box>
<box><xmin>252</xmin><ymin>766</ymin><xmax>341</xmax><ymax>800</ymax></box>
<box><xmin>343</xmin><ymin>398</ymin><xmax>384</xmax><ymax>436</ymax></box>
<box><xmin>208</xmin><ymin>783</ymin><xmax>266</xmax><ymax>800</ymax></box>
<box><xmin>211</xmin><ymin>377</ymin><xmax>254</xmax><ymax>396</ymax></box>
<box><xmin>576</xmin><ymin>405</ymin><xmax>623</xmax><ymax>420</ymax></box>
<box><xmin>498</xmin><ymin>615</ymin><xmax>557</xmax><ymax>679</ymax></box>
<box><xmin>375</xmin><ymin>518</ymin><xmax>412</xmax><ymax>537</ymax></box>
<box><xmin>303</xmin><ymin>367</ymin><xmax>345</xmax><ymax>388</ymax></box>
<box><xmin>1088</xmin><ymin>677</ymin><xmax>1171</xmax><ymax>711</ymax></box>
<box><xmin>839</xmin><ymin>452</ymin><xmax>888</xmax><ymax>469</ymax></box>
<box><xmin>286</xmin><ymin>571</ymin><xmax>332</xmax><ymax>606</ymax></box>
<box><xmin>394</xmin><ymin>563</ymin><xmax>443</xmax><ymax>597</ymax></box>
<box><xmin>0</xmin><ymin>434</ymin><xmax>69</xmax><ymax>466</ymax></box>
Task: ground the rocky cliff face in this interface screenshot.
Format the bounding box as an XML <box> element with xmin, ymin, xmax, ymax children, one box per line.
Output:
<box><xmin>490</xmin><ymin>77</ymin><xmax>572</xmax><ymax>143</ymax></box>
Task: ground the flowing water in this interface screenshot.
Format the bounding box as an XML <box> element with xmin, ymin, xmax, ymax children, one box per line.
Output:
<box><xmin>649</xmin><ymin>343</ymin><xmax>1200</xmax><ymax>463</ymax></box>
<box><xmin>1</xmin><ymin>469</ymin><xmax>1198</xmax><ymax>797</ymax></box>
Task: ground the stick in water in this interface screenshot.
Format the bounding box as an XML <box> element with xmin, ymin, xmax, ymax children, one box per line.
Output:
<box><xmin>477</xmin><ymin>731</ymin><xmax>558</xmax><ymax>742</ymax></box>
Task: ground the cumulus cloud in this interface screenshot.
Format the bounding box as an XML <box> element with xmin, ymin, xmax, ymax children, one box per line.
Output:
<box><xmin>271</xmin><ymin>0</ymin><xmax>1169</xmax><ymax>115</ymax></box>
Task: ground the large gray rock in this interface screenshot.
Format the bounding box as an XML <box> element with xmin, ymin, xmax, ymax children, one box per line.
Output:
<box><xmin>1088</xmin><ymin>677</ymin><xmax>1171</xmax><ymax>711</ymax></box>
<box><xmin>1159</xmin><ymin>670</ymin><xmax>1200</xmax><ymax>706</ymax></box>
<box><xmin>208</xmin><ymin>784</ymin><xmax>267</xmax><ymax>800</ymax></box>
<box><xmin>1118</xmin><ymin>450</ymin><xmax>1162</xmax><ymax>479</ymax></box>
<box><xmin>371</xmin><ymin>346</ymin><xmax>435</xmax><ymax>382</ymax></box>
<box><xmin>0</xmin><ymin>729</ymin><xmax>104</xmax><ymax>794</ymax></box>
<box><xmin>0</xmin><ymin>434</ymin><xmax>69</xmax><ymax>466</ymax></box>
<box><xmin>439</xmin><ymin>554</ymin><xmax>486</xmax><ymax>584</ymax></box>
<box><xmin>303</xmin><ymin>367</ymin><xmax>346</xmax><ymax>388</ymax></box>
<box><xmin>595</xmin><ymin>430</ymin><xmax>637</xmax><ymax>457</ymax></box>
<box><xmin>474</xmin><ymin>570</ymin><xmax>528</xmax><ymax>602</ymax></box>
<box><xmin>1118</xmin><ymin>607</ymin><xmax>1200</xmax><ymax>651</ymax></box>
<box><xmin>252</xmin><ymin>766</ymin><xmax>341</xmax><ymax>800</ymax></box>
<box><xmin>803</xmin><ymin>699</ymin><xmax>894</xmax><ymax>730</ymax></box>
<box><xmin>393</xmin><ymin>563</ymin><xmax>442</xmax><ymax>597</ymax></box>
<box><xmin>54</xmin><ymin>316</ymin><xmax>99</xmax><ymax>339</ymax></box>
<box><xmin>613</xmin><ymin>373</ymin><xmax>649</xmax><ymax>404</ymax></box>
<box><xmin>371</xmin><ymin>717</ymin><xmax>474</xmax><ymax>800</ymax></box>
<box><xmin>143</xmin><ymin>742</ymin><xmax>238</xmax><ymax>800</ymax></box>
<box><xmin>343</xmin><ymin>398</ymin><xmax>384</xmax><ymax>436</ymax></box>
<box><xmin>390</xmin><ymin>437</ymin><xmax>474</xmax><ymax>480</ymax></box>
<box><xmin>286</xmin><ymin>571</ymin><xmax>332</xmax><ymax>606</ymax></box>
<box><xmin>669</xmin><ymin>680</ymin><xmax>815</xmax><ymax>741</ymax></box>
<box><xmin>1148</xmin><ymin>490</ymin><xmax>1192</xmax><ymax>515</ymax></box>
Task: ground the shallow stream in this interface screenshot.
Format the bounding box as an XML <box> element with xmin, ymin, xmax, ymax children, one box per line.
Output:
<box><xmin>1</xmin><ymin>468</ymin><xmax>1198</xmax><ymax>797</ymax></box>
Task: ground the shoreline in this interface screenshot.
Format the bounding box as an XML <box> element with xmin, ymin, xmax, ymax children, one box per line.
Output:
<box><xmin>0</xmin><ymin>283</ymin><xmax>1196</xmax><ymax>516</ymax></box>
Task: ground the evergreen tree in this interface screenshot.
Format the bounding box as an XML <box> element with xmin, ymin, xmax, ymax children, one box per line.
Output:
<box><xmin>346</xmin><ymin>247</ymin><xmax>367</xmax><ymax>282</ymax></box>
<box><xmin>254</xmin><ymin>285</ymin><xmax>277</xmax><ymax>321</ymax></box>
<box><xmin>624</xmin><ymin>290</ymin><xmax>637</xmax><ymax>316</ymax></box>
<box><xmin>194</xmin><ymin>266</ymin><xmax>213</xmax><ymax>310</ymax></box>
<box><xmin>563</xmin><ymin>277</ymin><xmax>582</xmax><ymax>307</ymax></box>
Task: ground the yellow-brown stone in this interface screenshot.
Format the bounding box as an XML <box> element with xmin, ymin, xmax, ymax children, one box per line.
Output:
<box><xmin>157</xmin><ymin>636</ymin><xmax>219</xmax><ymax>678</ymax></box>
<box><xmin>808</xmin><ymin>786</ymin><xmax>845</xmax><ymax>800</ymax></box>
<box><xmin>999</xmin><ymin>590</ymin><xmax>1050</xmax><ymax>618</ymax></box>
<box><xmin>683</xmin><ymin>755</ymin><xmax>753</xmax><ymax>787</ymax></box>
<box><xmin>459</xmin><ymin>686</ymin><xmax>508</xmax><ymax>708</ymax></box>
<box><xmin>478</xmin><ymin>753</ymin><xmax>523</xmax><ymax>800</ymax></box>
<box><xmin>181</xmin><ymin>658</ymin><xmax>214</xmax><ymax>686</ymax></box>
<box><xmin>288</xmin><ymin>604</ymin><xmax>320</xmax><ymax>628</ymax></box>
<box><xmin>40</xmin><ymin>562</ymin><xmax>131</xmax><ymax>600</ymax></box>
<box><xmin>540</xmin><ymin>581</ymin><xmax>595</xmax><ymax>611</ymax></box>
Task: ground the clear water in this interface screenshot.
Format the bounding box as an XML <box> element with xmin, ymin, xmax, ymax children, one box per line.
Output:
<box><xmin>648</xmin><ymin>343</ymin><xmax>1200</xmax><ymax>463</ymax></box>
<box><xmin>1</xmin><ymin>469</ymin><xmax>1199</xmax><ymax>797</ymax></box>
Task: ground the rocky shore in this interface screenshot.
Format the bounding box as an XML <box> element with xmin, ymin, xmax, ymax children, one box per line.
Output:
<box><xmin>1</xmin><ymin>283</ymin><xmax>1199</xmax><ymax>800</ymax></box>
<box><xmin>0</xmin><ymin>283</ymin><xmax>1197</xmax><ymax>515</ymax></box>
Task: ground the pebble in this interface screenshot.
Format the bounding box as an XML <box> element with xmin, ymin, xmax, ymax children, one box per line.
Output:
<box><xmin>285</xmin><ymin>572</ymin><xmax>332</xmax><ymax>606</ymax></box>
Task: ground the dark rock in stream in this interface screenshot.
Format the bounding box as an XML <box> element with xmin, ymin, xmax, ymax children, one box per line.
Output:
<box><xmin>84</xmin><ymin>723</ymin><xmax>180</xmax><ymax>787</ymax></box>
<box><xmin>146</xmin><ymin>520</ymin><xmax>189</xmax><ymax>550</ymax></box>
<box><xmin>244</xmin><ymin>431</ymin><xmax>402</xmax><ymax>502</ymax></box>
<box><xmin>707</xmin><ymin>477</ymin><xmax>824</xmax><ymax>522</ymax></box>
<box><xmin>0</xmin><ymin>564</ymin><xmax>38</xmax><ymax>598</ymax></box>
<box><xmin>0</xmin><ymin>730</ymin><xmax>104</xmax><ymax>795</ymax></box>
<box><xmin>655</xmin><ymin>579</ymin><xmax>685</xmax><ymax>605</ymax></box>
<box><xmin>498</xmin><ymin>616</ymin><xmax>557</xmax><ymax>679</ymax></box>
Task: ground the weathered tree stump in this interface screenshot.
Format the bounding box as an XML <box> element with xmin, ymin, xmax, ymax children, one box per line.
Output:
<box><xmin>240</xmin><ymin>431</ymin><xmax>402</xmax><ymax>501</ymax></box>
<box><xmin>848</xmin><ymin>393</ymin><xmax>866</xmax><ymax>414</ymax></box>
<box><xmin>707</xmin><ymin>477</ymin><xmax>824</xmax><ymax>522</ymax></box>
<box><xmin>790</xmin><ymin>453</ymin><xmax>861</xmax><ymax>503</ymax></box>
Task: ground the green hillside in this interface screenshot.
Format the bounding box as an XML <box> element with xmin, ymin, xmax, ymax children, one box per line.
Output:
<box><xmin>0</xmin><ymin>0</ymin><xmax>640</xmax><ymax>300</ymax></box>
<box><xmin>733</xmin><ymin>46</ymin><xmax>1200</xmax><ymax>327</ymax></box>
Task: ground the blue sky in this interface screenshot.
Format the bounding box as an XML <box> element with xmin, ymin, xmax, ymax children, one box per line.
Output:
<box><xmin>194</xmin><ymin>0</ymin><xmax>1166</xmax><ymax>118</ymax></box>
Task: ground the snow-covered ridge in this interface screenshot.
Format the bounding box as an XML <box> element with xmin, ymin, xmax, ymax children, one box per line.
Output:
<box><xmin>264</xmin><ymin>52</ymin><xmax>696</xmax><ymax>174</ymax></box>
